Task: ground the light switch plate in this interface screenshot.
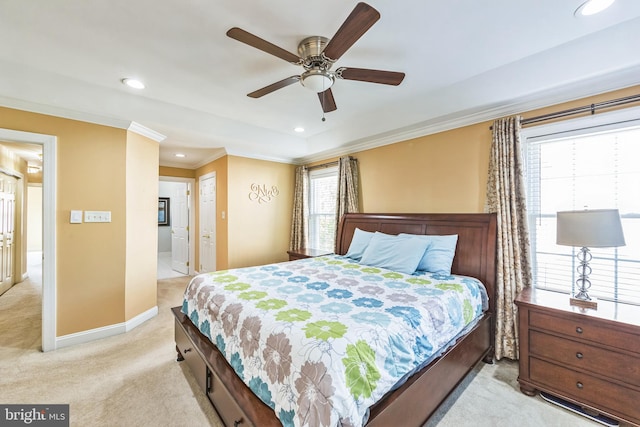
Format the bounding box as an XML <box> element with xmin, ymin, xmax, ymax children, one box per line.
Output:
<box><xmin>85</xmin><ymin>211</ymin><xmax>111</xmax><ymax>223</ymax></box>
<box><xmin>70</xmin><ymin>210</ymin><xmax>83</xmax><ymax>224</ymax></box>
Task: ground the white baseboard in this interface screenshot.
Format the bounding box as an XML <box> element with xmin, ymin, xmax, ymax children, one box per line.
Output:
<box><xmin>56</xmin><ymin>306</ymin><xmax>158</xmax><ymax>349</ymax></box>
<box><xmin>126</xmin><ymin>305</ymin><xmax>158</xmax><ymax>332</ymax></box>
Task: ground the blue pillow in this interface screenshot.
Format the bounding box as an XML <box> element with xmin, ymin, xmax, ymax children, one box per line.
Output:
<box><xmin>399</xmin><ymin>234</ymin><xmax>458</xmax><ymax>275</ymax></box>
<box><xmin>344</xmin><ymin>228</ymin><xmax>375</xmax><ymax>260</ymax></box>
<box><xmin>359</xmin><ymin>232</ymin><xmax>430</xmax><ymax>275</ymax></box>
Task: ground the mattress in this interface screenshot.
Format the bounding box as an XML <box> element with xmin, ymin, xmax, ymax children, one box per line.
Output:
<box><xmin>182</xmin><ymin>254</ymin><xmax>488</xmax><ymax>427</ymax></box>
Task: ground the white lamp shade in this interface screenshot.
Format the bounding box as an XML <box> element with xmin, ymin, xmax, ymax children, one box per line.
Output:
<box><xmin>556</xmin><ymin>209</ymin><xmax>626</xmax><ymax>248</ymax></box>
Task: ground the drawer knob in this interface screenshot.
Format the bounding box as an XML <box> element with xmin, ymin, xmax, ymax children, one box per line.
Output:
<box><xmin>576</xmin><ymin>326</ymin><xmax>583</xmax><ymax>334</ymax></box>
<box><xmin>183</xmin><ymin>348</ymin><xmax>192</xmax><ymax>353</ymax></box>
<box><xmin>234</xmin><ymin>419</ymin><xmax>244</xmax><ymax>427</ymax></box>
<box><xmin>576</xmin><ymin>352</ymin><xmax>583</xmax><ymax>359</ymax></box>
<box><xmin>576</xmin><ymin>381</ymin><xmax>584</xmax><ymax>389</ymax></box>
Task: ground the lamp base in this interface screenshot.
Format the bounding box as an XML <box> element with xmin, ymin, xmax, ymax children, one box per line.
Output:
<box><xmin>570</xmin><ymin>295</ymin><xmax>598</xmax><ymax>309</ymax></box>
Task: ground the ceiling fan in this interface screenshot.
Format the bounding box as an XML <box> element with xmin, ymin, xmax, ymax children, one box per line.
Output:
<box><xmin>226</xmin><ymin>2</ymin><xmax>405</xmax><ymax>113</ymax></box>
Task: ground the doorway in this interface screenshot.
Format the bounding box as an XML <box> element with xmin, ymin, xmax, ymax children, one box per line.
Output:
<box><xmin>158</xmin><ymin>177</ymin><xmax>195</xmax><ymax>279</ymax></box>
<box><xmin>0</xmin><ymin>128</ymin><xmax>56</xmax><ymax>352</ymax></box>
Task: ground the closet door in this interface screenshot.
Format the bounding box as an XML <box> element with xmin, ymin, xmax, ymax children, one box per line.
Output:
<box><xmin>0</xmin><ymin>174</ymin><xmax>16</xmax><ymax>296</ymax></box>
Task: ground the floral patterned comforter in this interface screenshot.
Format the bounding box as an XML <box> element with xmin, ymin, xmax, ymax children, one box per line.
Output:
<box><xmin>181</xmin><ymin>255</ymin><xmax>488</xmax><ymax>427</ymax></box>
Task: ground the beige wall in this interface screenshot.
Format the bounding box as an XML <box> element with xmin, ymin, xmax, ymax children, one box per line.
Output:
<box><xmin>0</xmin><ymin>106</ymin><xmax>159</xmax><ymax>337</ymax></box>
<box><xmin>351</xmin><ymin>85</ymin><xmax>640</xmax><ymax>214</ymax></box>
<box><xmin>355</xmin><ymin>122</ymin><xmax>492</xmax><ymax>213</ymax></box>
<box><xmin>27</xmin><ymin>185</ymin><xmax>43</xmax><ymax>251</ymax></box>
<box><xmin>159</xmin><ymin>166</ymin><xmax>195</xmax><ymax>179</ymax></box>
<box><xmin>125</xmin><ymin>131</ymin><xmax>159</xmax><ymax>320</ymax></box>
<box><xmin>227</xmin><ymin>156</ymin><xmax>295</xmax><ymax>268</ymax></box>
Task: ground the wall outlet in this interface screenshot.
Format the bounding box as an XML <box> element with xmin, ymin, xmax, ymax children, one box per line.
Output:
<box><xmin>85</xmin><ymin>211</ymin><xmax>111</xmax><ymax>223</ymax></box>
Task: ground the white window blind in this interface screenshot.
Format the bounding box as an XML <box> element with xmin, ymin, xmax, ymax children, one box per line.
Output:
<box><xmin>523</xmin><ymin>113</ymin><xmax>640</xmax><ymax>306</ymax></box>
<box><xmin>308</xmin><ymin>167</ymin><xmax>338</xmax><ymax>252</ymax></box>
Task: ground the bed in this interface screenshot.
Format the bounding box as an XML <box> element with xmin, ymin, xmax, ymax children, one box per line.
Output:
<box><xmin>172</xmin><ymin>212</ymin><xmax>497</xmax><ymax>427</ymax></box>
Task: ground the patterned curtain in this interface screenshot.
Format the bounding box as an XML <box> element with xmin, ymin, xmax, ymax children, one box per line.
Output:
<box><xmin>289</xmin><ymin>165</ymin><xmax>308</xmax><ymax>251</ymax></box>
<box><xmin>335</xmin><ymin>156</ymin><xmax>359</xmax><ymax>239</ymax></box>
<box><xmin>486</xmin><ymin>116</ymin><xmax>533</xmax><ymax>361</ymax></box>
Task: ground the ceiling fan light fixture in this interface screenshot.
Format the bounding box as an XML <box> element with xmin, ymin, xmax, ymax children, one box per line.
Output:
<box><xmin>300</xmin><ymin>69</ymin><xmax>334</xmax><ymax>93</ymax></box>
<box><xmin>574</xmin><ymin>0</ymin><xmax>615</xmax><ymax>16</ymax></box>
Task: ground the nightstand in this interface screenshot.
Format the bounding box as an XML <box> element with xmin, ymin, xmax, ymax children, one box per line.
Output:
<box><xmin>516</xmin><ymin>287</ymin><xmax>640</xmax><ymax>426</ymax></box>
<box><xmin>286</xmin><ymin>248</ymin><xmax>331</xmax><ymax>261</ymax></box>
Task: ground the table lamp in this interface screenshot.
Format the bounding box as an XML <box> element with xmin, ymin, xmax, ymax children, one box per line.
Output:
<box><xmin>556</xmin><ymin>209</ymin><xmax>625</xmax><ymax>309</ymax></box>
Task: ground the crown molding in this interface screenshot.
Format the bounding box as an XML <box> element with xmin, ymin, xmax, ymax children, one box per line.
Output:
<box><xmin>223</xmin><ymin>148</ymin><xmax>295</xmax><ymax>165</ymax></box>
<box><xmin>296</xmin><ymin>67</ymin><xmax>640</xmax><ymax>164</ymax></box>
<box><xmin>0</xmin><ymin>95</ymin><xmax>131</xmax><ymax>129</ymax></box>
<box><xmin>127</xmin><ymin>121</ymin><xmax>166</xmax><ymax>142</ymax></box>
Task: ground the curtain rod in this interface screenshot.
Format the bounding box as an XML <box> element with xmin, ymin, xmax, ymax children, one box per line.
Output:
<box><xmin>307</xmin><ymin>156</ymin><xmax>356</xmax><ymax>171</ymax></box>
<box><xmin>522</xmin><ymin>94</ymin><xmax>640</xmax><ymax>126</ymax></box>
<box><xmin>490</xmin><ymin>93</ymin><xmax>640</xmax><ymax>129</ymax></box>
<box><xmin>307</xmin><ymin>160</ymin><xmax>338</xmax><ymax>171</ymax></box>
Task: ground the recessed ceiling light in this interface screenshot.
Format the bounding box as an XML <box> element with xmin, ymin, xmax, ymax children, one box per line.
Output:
<box><xmin>575</xmin><ymin>0</ymin><xmax>615</xmax><ymax>16</ymax></box>
<box><xmin>294</xmin><ymin>127</ymin><xmax>305</xmax><ymax>133</ymax></box>
<box><xmin>121</xmin><ymin>78</ymin><xmax>145</xmax><ymax>89</ymax></box>
<box><xmin>175</xmin><ymin>153</ymin><xmax>186</xmax><ymax>158</ymax></box>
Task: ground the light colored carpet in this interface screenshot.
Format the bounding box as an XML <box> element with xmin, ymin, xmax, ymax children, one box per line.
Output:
<box><xmin>0</xmin><ymin>273</ymin><xmax>597</xmax><ymax>427</ymax></box>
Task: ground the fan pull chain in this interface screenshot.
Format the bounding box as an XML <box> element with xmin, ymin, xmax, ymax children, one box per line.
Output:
<box><xmin>321</xmin><ymin>77</ymin><xmax>327</xmax><ymax>122</ymax></box>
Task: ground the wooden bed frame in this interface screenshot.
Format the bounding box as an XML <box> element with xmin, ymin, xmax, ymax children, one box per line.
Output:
<box><xmin>173</xmin><ymin>213</ymin><xmax>497</xmax><ymax>427</ymax></box>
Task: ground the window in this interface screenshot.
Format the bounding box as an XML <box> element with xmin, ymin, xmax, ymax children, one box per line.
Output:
<box><xmin>308</xmin><ymin>166</ymin><xmax>338</xmax><ymax>252</ymax></box>
<box><xmin>522</xmin><ymin>108</ymin><xmax>640</xmax><ymax>305</ymax></box>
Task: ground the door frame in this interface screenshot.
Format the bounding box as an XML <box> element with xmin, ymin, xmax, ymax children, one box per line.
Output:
<box><xmin>0</xmin><ymin>128</ymin><xmax>56</xmax><ymax>352</ymax></box>
<box><xmin>159</xmin><ymin>176</ymin><xmax>195</xmax><ymax>276</ymax></box>
<box><xmin>198</xmin><ymin>171</ymin><xmax>216</xmax><ymax>273</ymax></box>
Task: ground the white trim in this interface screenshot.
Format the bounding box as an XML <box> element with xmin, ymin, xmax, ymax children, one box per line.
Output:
<box><xmin>127</xmin><ymin>121</ymin><xmax>166</xmax><ymax>142</ymax></box>
<box><xmin>125</xmin><ymin>305</ymin><xmax>158</xmax><ymax>332</ymax></box>
<box><xmin>223</xmin><ymin>148</ymin><xmax>293</xmax><ymax>165</ymax></box>
<box><xmin>159</xmin><ymin>176</ymin><xmax>197</xmax><ymax>276</ymax></box>
<box><xmin>0</xmin><ymin>128</ymin><xmax>57</xmax><ymax>352</ymax></box>
<box><xmin>0</xmin><ymin>97</ymin><xmax>131</xmax><ymax>130</ymax></box>
<box><xmin>56</xmin><ymin>306</ymin><xmax>158</xmax><ymax>349</ymax></box>
<box><xmin>192</xmin><ymin>149</ymin><xmax>228</xmax><ymax>169</ymax></box>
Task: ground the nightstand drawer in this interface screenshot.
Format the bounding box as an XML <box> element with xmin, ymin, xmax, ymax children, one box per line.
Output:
<box><xmin>530</xmin><ymin>358</ymin><xmax>640</xmax><ymax>424</ymax></box>
<box><xmin>529</xmin><ymin>310</ymin><xmax>640</xmax><ymax>354</ymax></box>
<box><xmin>530</xmin><ymin>330</ymin><xmax>640</xmax><ymax>386</ymax></box>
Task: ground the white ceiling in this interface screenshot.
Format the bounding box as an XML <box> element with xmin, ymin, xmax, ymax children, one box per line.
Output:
<box><xmin>1</xmin><ymin>0</ymin><xmax>640</xmax><ymax>168</ymax></box>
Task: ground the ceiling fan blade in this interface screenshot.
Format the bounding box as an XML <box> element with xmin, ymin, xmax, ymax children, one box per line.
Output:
<box><xmin>248</xmin><ymin>76</ymin><xmax>300</xmax><ymax>98</ymax></box>
<box><xmin>336</xmin><ymin>67</ymin><xmax>405</xmax><ymax>85</ymax></box>
<box><xmin>322</xmin><ymin>2</ymin><xmax>380</xmax><ymax>62</ymax></box>
<box><xmin>227</xmin><ymin>27</ymin><xmax>301</xmax><ymax>65</ymax></box>
<box><xmin>318</xmin><ymin>89</ymin><xmax>337</xmax><ymax>113</ymax></box>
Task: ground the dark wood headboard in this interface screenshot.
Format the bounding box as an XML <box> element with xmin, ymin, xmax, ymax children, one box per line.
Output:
<box><xmin>335</xmin><ymin>213</ymin><xmax>498</xmax><ymax>314</ymax></box>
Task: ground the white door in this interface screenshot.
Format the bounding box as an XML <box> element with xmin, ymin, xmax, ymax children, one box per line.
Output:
<box><xmin>171</xmin><ymin>182</ymin><xmax>189</xmax><ymax>274</ymax></box>
<box><xmin>199</xmin><ymin>173</ymin><xmax>216</xmax><ymax>273</ymax></box>
<box><xmin>0</xmin><ymin>174</ymin><xmax>16</xmax><ymax>296</ymax></box>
